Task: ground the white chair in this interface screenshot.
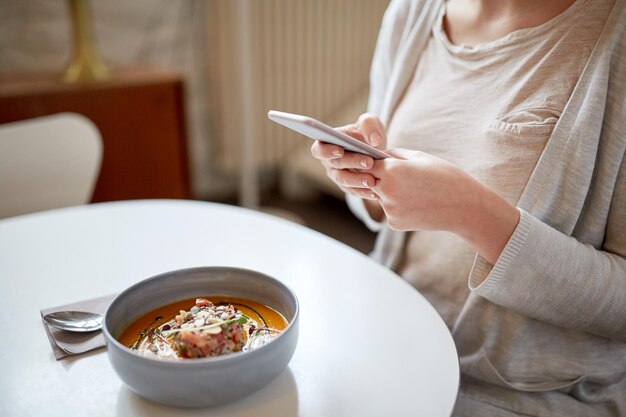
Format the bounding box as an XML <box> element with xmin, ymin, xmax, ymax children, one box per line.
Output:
<box><xmin>0</xmin><ymin>113</ymin><xmax>103</xmax><ymax>219</ymax></box>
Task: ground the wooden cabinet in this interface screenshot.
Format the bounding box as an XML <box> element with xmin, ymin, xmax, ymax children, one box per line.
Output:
<box><xmin>0</xmin><ymin>68</ymin><xmax>191</xmax><ymax>202</ymax></box>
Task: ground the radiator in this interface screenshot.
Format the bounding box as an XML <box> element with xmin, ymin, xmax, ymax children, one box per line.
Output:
<box><xmin>205</xmin><ymin>0</ymin><xmax>389</xmax><ymax>178</ymax></box>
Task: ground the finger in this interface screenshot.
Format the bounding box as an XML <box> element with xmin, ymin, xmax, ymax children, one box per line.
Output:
<box><xmin>368</xmin><ymin>147</ymin><xmax>419</xmax><ymax>176</ymax></box>
<box><xmin>336</xmin><ymin>123</ymin><xmax>366</xmax><ymax>142</ymax></box>
<box><xmin>356</xmin><ymin>113</ymin><xmax>386</xmax><ymax>148</ymax></box>
<box><xmin>340</xmin><ymin>186</ymin><xmax>380</xmax><ymax>200</ymax></box>
<box><xmin>368</xmin><ymin>158</ymin><xmax>389</xmax><ymax>177</ymax></box>
<box><xmin>311</xmin><ymin>140</ymin><xmax>344</xmax><ymax>160</ymax></box>
<box><xmin>335</xmin><ymin>123</ymin><xmax>356</xmax><ymax>132</ymax></box>
<box><xmin>327</xmin><ymin>152</ymin><xmax>374</xmax><ymax>170</ymax></box>
<box><xmin>328</xmin><ymin>169</ymin><xmax>377</xmax><ymax>188</ymax></box>
<box><xmin>336</xmin><ymin>126</ymin><xmax>368</xmax><ymax>143</ymax></box>
<box><xmin>387</xmin><ymin>148</ymin><xmax>417</xmax><ymax>160</ymax></box>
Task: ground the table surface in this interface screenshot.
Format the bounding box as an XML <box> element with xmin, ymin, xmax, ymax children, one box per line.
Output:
<box><xmin>0</xmin><ymin>200</ymin><xmax>459</xmax><ymax>417</ymax></box>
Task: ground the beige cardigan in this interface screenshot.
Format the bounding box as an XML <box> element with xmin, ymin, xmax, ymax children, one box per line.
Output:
<box><xmin>347</xmin><ymin>0</ymin><xmax>626</xmax><ymax>415</ymax></box>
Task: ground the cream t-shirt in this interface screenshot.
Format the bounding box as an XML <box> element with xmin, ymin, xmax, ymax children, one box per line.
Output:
<box><xmin>385</xmin><ymin>0</ymin><xmax>614</xmax><ymax>327</ymax></box>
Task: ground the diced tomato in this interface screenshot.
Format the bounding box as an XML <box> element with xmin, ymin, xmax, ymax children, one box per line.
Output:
<box><xmin>195</xmin><ymin>298</ymin><xmax>212</xmax><ymax>307</ymax></box>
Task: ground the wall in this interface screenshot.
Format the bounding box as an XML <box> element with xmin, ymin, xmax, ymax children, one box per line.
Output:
<box><xmin>0</xmin><ymin>0</ymin><xmax>215</xmax><ymax>197</ymax></box>
<box><xmin>0</xmin><ymin>0</ymin><xmax>389</xmax><ymax>201</ymax></box>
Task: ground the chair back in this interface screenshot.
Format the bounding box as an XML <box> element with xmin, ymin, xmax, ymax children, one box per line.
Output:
<box><xmin>0</xmin><ymin>113</ymin><xmax>103</xmax><ymax>219</ymax></box>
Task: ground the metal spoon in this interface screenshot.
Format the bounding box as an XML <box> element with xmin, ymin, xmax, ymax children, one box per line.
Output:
<box><xmin>43</xmin><ymin>311</ymin><xmax>103</xmax><ymax>333</ymax></box>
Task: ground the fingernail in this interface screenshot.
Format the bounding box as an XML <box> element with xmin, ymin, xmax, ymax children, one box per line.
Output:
<box><xmin>332</xmin><ymin>149</ymin><xmax>342</xmax><ymax>157</ymax></box>
<box><xmin>360</xmin><ymin>159</ymin><xmax>368</xmax><ymax>168</ymax></box>
<box><xmin>361</xmin><ymin>179</ymin><xmax>369</xmax><ymax>187</ymax></box>
<box><xmin>370</xmin><ymin>132</ymin><xmax>382</xmax><ymax>146</ymax></box>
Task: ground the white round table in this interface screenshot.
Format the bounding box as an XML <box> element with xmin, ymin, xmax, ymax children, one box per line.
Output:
<box><xmin>0</xmin><ymin>200</ymin><xmax>459</xmax><ymax>416</ymax></box>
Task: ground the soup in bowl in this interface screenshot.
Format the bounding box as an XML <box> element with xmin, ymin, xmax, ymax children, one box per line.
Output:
<box><xmin>103</xmin><ymin>267</ymin><xmax>299</xmax><ymax>408</ymax></box>
<box><xmin>119</xmin><ymin>295</ymin><xmax>289</xmax><ymax>360</ymax></box>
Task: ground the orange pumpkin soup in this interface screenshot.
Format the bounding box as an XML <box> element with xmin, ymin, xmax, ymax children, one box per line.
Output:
<box><xmin>118</xmin><ymin>297</ymin><xmax>288</xmax><ymax>360</ymax></box>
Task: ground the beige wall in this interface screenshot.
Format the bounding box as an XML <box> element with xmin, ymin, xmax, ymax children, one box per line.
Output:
<box><xmin>0</xmin><ymin>0</ymin><xmax>215</xmax><ymax>197</ymax></box>
<box><xmin>0</xmin><ymin>0</ymin><xmax>389</xmax><ymax>200</ymax></box>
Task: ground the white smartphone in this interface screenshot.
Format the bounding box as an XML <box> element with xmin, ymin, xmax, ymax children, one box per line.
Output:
<box><xmin>267</xmin><ymin>110</ymin><xmax>393</xmax><ymax>159</ymax></box>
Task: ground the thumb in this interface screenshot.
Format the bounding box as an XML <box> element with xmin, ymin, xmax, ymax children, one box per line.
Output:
<box><xmin>356</xmin><ymin>113</ymin><xmax>386</xmax><ymax>149</ymax></box>
<box><xmin>387</xmin><ymin>148</ymin><xmax>417</xmax><ymax>160</ymax></box>
<box><xmin>335</xmin><ymin>124</ymin><xmax>369</xmax><ymax>143</ymax></box>
<box><xmin>368</xmin><ymin>148</ymin><xmax>415</xmax><ymax>176</ymax></box>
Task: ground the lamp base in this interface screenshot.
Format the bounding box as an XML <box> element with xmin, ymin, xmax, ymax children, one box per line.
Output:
<box><xmin>63</xmin><ymin>54</ymin><xmax>111</xmax><ymax>83</ymax></box>
<box><xmin>62</xmin><ymin>0</ymin><xmax>112</xmax><ymax>84</ymax></box>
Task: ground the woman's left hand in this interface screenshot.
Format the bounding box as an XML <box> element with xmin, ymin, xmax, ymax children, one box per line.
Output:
<box><xmin>369</xmin><ymin>149</ymin><xmax>520</xmax><ymax>264</ymax></box>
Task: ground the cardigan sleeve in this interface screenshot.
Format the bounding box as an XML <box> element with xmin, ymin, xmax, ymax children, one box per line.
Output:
<box><xmin>347</xmin><ymin>0</ymin><xmax>413</xmax><ymax>225</ymax></box>
<box><xmin>469</xmin><ymin>156</ymin><xmax>626</xmax><ymax>341</ymax></box>
<box><xmin>346</xmin><ymin>194</ymin><xmax>385</xmax><ymax>232</ymax></box>
<box><xmin>367</xmin><ymin>0</ymin><xmax>413</xmax><ymax>116</ymax></box>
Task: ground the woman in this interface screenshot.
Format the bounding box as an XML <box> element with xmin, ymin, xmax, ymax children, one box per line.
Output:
<box><xmin>312</xmin><ymin>0</ymin><xmax>625</xmax><ymax>415</ymax></box>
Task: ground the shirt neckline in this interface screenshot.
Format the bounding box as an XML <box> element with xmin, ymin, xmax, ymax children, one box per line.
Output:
<box><xmin>434</xmin><ymin>0</ymin><xmax>591</xmax><ymax>56</ymax></box>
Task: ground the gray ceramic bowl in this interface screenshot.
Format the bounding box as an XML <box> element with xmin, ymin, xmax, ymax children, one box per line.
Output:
<box><xmin>103</xmin><ymin>267</ymin><xmax>299</xmax><ymax>408</ymax></box>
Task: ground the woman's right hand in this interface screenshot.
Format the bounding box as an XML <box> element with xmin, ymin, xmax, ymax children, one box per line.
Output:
<box><xmin>310</xmin><ymin>113</ymin><xmax>387</xmax><ymax>201</ymax></box>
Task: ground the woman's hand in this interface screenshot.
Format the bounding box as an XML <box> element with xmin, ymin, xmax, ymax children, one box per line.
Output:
<box><xmin>369</xmin><ymin>149</ymin><xmax>520</xmax><ymax>264</ymax></box>
<box><xmin>311</xmin><ymin>113</ymin><xmax>385</xmax><ymax>200</ymax></box>
<box><xmin>311</xmin><ymin>114</ymin><xmax>387</xmax><ymax>220</ymax></box>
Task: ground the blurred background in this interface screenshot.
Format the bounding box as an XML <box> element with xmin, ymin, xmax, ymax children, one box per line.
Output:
<box><xmin>0</xmin><ymin>0</ymin><xmax>389</xmax><ymax>252</ymax></box>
